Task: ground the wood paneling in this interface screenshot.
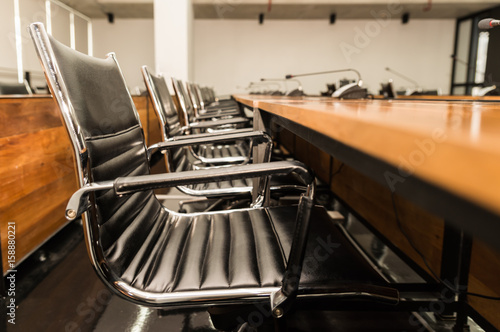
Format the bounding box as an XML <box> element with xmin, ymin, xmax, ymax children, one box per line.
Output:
<box><xmin>294</xmin><ymin>135</ymin><xmax>331</xmax><ymax>184</ymax></box>
<box><xmin>277</xmin><ymin>128</ymin><xmax>295</xmax><ymax>155</ymax></box>
<box><xmin>0</xmin><ymin>95</ymin><xmax>160</xmax><ymax>273</ymax></box>
<box><xmin>134</xmin><ymin>95</ymin><xmax>162</xmax><ymax>147</ymax></box>
<box><xmin>0</xmin><ymin>97</ymin><xmax>62</xmax><ymax>138</ymax></box>
<box><xmin>329</xmin><ymin>158</ymin><xmax>444</xmax><ymax>275</ymax></box>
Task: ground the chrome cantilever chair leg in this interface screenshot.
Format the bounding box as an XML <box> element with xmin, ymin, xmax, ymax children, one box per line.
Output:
<box><xmin>30</xmin><ymin>22</ymin><xmax>398</xmax><ymax>323</ymax></box>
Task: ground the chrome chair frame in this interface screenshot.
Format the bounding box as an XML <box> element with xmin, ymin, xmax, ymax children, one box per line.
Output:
<box><xmin>142</xmin><ymin>66</ymin><xmax>255</xmax><ymax>166</ymax></box>
<box><xmin>142</xmin><ymin>66</ymin><xmax>273</xmax><ymax>199</ymax></box>
<box><xmin>143</xmin><ymin>66</ymin><xmax>311</xmax><ymax>204</ymax></box>
<box><xmin>187</xmin><ymin>82</ymin><xmax>240</xmax><ymax>117</ymax></box>
<box><xmin>172</xmin><ymin>77</ymin><xmax>249</xmax><ymax>127</ymax></box>
<box><xmin>30</xmin><ymin>22</ymin><xmax>398</xmax><ymax>318</ymax></box>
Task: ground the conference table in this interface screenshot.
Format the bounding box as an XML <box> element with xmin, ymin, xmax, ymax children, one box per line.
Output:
<box><xmin>234</xmin><ymin>94</ymin><xmax>500</xmax><ymax>253</ymax></box>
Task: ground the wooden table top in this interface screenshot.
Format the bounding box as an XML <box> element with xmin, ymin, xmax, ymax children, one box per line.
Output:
<box><xmin>374</xmin><ymin>95</ymin><xmax>500</xmax><ymax>102</ymax></box>
<box><xmin>235</xmin><ymin>94</ymin><xmax>500</xmax><ymax>217</ymax></box>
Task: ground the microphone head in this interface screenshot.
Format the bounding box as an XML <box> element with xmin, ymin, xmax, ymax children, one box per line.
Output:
<box><xmin>479</xmin><ymin>18</ymin><xmax>494</xmax><ymax>29</ymax></box>
<box><xmin>285</xmin><ymin>74</ymin><xmax>293</xmax><ymax>79</ymax></box>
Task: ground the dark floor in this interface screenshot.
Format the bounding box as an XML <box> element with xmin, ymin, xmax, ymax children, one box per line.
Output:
<box><xmin>6</xmin><ymin>240</ymin><xmax>430</xmax><ymax>332</ymax></box>
<box><xmin>2</xmin><ymin>202</ymin><xmax>438</xmax><ymax>332</ymax></box>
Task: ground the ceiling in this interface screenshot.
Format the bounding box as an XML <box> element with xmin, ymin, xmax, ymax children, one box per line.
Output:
<box><xmin>194</xmin><ymin>3</ymin><xmax>498</xmax><ymax>20</ymax></box>
<box><xmin>56</xmin><ymin>0</ymin><xmax>153</xmax><ymax>18</ymax></box>
<box><xmin>56</xmin><ymin>0</ymin><xmax>499</xmax><ymax>20</ymax></box>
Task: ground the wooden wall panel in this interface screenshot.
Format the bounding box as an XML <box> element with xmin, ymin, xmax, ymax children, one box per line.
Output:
<box><xmin>134</xmin><ymin>96</ymin><xmax>162</xmax><ymax>147</ymax></box>
<box><xmin>277</xmin><ymin>128</ymin><xmax>295</xmax><ymax>155</ymax></box>
<box><xmin>329</xmin><ymin>158</ymin><xmax>444</xmax><ymax>275</ymax></box>
<box><xmin>0</xmin><ymin>97</ymin><xmax>75</xmax><ymax>273</ymax></box>
<box><xmin>0</xmin><ymin>95</ymin><xmax>160</xmax><ymax>273</ymax></box>
<box><xmin>294</xmin><ymin>135</ymin><xmax>331</xmax><ymax>184</ymax></box>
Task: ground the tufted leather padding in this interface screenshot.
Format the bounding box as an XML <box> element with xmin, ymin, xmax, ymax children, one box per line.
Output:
<box><xmin>143</xmin><ymin>66</ymin><xmax>252</xmax><ymax>181</ymax></box>
<box><xmin>167</xmin><ymin>139</ymin><xmax>253</xmax><ymax>193</ymax></box>
<box><xmin>172</xmin><ymin>148</ymin><xmax>252</xmax><ymax>192</ymax></box>
<box><xmin>110</xmin><ymin>205</ymin><xmax>385</xmax><ymax>293</ymax></box>
<box><xmin>49</xmin><ymin>35</ymin><xmax>139</xmax><ymax>139</ymax></box>
<box><xmin>148</xmin><ymin>73</ymin><xmax>182</xmax><ymax>138</ymax></box>
<box><xmin>42</xmin><ymin>33</ymin><xmax>168</xmax><ymax>272</ymax></box>
<box><xmin>196</xmin><ymin>142</ymin><xmax>249</xmax><ymax>160</ymax></box>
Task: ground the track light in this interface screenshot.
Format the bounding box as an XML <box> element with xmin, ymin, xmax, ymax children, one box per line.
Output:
<box><xmin>402</xmin><ymin>12</ymin><xmax>409</xmax><ymax>24</ymax></box>
<box><xmin>330</xmin><ymin>13</ymin><xmax>336</xmax><ymax>25</ymax></box>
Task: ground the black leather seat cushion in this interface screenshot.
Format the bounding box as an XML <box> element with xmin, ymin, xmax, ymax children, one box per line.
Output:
<box><xmin>172</xmin><ymin>144</ymin><xmax>303</xmax><ymax>194</ymax></box>
<box><xmin>196</xmin><ymin>142</ymin><xmax>249</xmax><ymax>160</ymax></box>
<box><xmin>107</xmin><ymin>203</ymin><xmax>385</xmax><ymax>293</ymax></box>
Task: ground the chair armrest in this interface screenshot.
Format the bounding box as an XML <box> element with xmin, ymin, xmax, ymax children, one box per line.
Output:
<box><xmin>164</xmin><ymin>127</ymin><xmax>253</xmax><ymax>141</ymax></box>
<box><xmin>65</xmin><ymin>160</ymin><xmax>314</xmax><ymax>220</ymax></box>
<box><xmin>195</xmin><ymin>112</ymin><xmax>239</xmax><ymax>121</ymax></box>
<box><xmin>189</xmin><ymin>117</ymin><xmax>249</xmax><ymax>129</ymax></box>
<box><xmin>204</xmin><ymin>104</ymin><xmax>239</xmax><ymax>112</ymax></box>
<box><xmin>147</xmin><ymin>130</ymin><xmax>270</xmax><ymax>156</ymax></box>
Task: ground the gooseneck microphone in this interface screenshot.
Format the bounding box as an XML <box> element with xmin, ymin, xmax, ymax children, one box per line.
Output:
<box><xmin>261</xmin><ymin>78</ymin><xmax>303</xmax><ymax>90</ymax></box>
<box><xmin>478</xmin><ymin>18</ymin><xmax>500</xmax><ymax>29</ymax></box>
<box><xmin>285</xmin><ymin>69</ymin><xmax>362</xmax><ymax>85</ymax></box>
<box><xmin>261</xmin><ymin>78</ymin><xmax>304</xmax><ymax>96</ymax></box>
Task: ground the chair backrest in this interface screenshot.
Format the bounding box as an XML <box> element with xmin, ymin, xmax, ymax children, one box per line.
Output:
<box><xmin>0</xmin><ymin>81</ymin><xmax>31</xmax><ymax>95</ymax></box>
<box><xmin>141</xmin><ymin>66</ymin><xmax>191</xmax><ymax>172</ymax></box>
<box><xmin>206</xmin><ymin>87</ymin><xmax>216</xmax><ymax>103</ymax></box>
<box><xmin>185</xmin><ymin>82</ymin><xmax>201</xmax><ymax>116</ymax></box>
<box><xmin>29</xmin><ymin>22</ymin><xmax>164</xmax><ymax>279</ymax></box>
<box><xmin>141</xmin><ymin>66</ymin><xmax>182</xmax><ymax>140</ymax></box>
<box><xmin>191</xmin><ymin>83</ymin><xmax>206</xmax><ymax>110</ymax></box>
<box><xmin>171</xmin><ymin>77</ymin><xmax>194</xmax><ymax>124</ymax></box>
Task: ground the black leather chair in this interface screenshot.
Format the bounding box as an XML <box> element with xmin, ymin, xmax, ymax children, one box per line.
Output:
<box><xmin>200</xmin><ymin>85</ymin><xmax>240</xmax><ymax>110</ymax></box>
<box><xmin>142</xmin><ymin>66</ymin><xmax>256</xmax><ymax>166</ymax></box>
<box><xmin>143</xmin><ymin>66</ymin><xmax>309</xmax><ymax>205</ymax></box>
<box><xmin>142</xmin><ymin>65</ymin><xmax>271</xmax><ymax>201</ymax></box>
<box><xmin>187</xmin><ymin>82</ymin><xmax>241</xmax><ymax>117</ymax></box>
<box><xmin>172</xmin><ymin>77</ymin><xmax>248</xmax><ymax>127</ymax></box>
<box><xmin>0</xmin><ymin>81</ymin><xmax>32</xmax><ymax>95</ymax></box>
<box><xmin>30</xmin><ymin>22</ymin><xmax>398</xmax><ymax>319</ymax></box>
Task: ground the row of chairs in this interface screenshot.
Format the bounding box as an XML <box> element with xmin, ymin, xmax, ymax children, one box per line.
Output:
<box><xmin>28</xmin><ymin>22</ymin><xmax>398</xmax><ymax>327</ymax></box>
<box><xmin>142</xmin><ymin>66</ymin><xmax>309</xmax><ymax>211</ymax></box>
